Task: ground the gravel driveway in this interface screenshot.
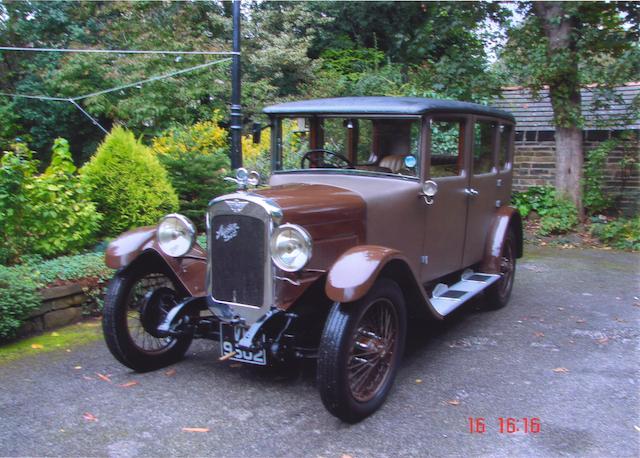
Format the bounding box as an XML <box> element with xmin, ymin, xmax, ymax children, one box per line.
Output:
<box><xmin>1</xmin><ymin>245</ymin><xmax>638</xmax><ymax>457</ymax></box>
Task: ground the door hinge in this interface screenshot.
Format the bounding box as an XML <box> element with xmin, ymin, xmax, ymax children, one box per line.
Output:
<box><xmin>421</xmin><ymin>255</ymin><xmax>429</xmax><ymax>265</ymax></box>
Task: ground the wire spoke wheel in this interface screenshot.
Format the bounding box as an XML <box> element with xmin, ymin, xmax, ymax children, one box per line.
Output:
<box><xmin>103</xmin><ymin>263</ymin><xmax>193</xmax><ymax>372</ymax></box>
<box><xmin>485</xmin><ymin>230</ymin><xmax>517</xmax><ymax>309</ymax></box>
<box><xmin>317</xmin><ymin>278</ymin><xmax>407</xmax><ymax>423</ymax></box>
<box><xmin>124</xmin><ymin>273</ymin><xmax>176</xmax><ymax>353</ymax></box>
<box><xmin>498</xmin><ymin>239</ymin><xmax>515</xmax><ymax>297</ymax></box>
<box><xmin>348</xmin><ymin>299</ymin><xmax>398</xmax><ymax>402</ymax></box>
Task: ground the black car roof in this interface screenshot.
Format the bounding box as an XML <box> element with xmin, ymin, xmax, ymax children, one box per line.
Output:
<box><xmin>263</xmin><ymin>96</ymin><xmax>515</xmax><ymax>121</ymax></box>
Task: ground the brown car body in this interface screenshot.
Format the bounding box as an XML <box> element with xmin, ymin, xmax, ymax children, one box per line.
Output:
<box><xmin>104</xmin><ymin>96</ymin><xmax>522</xmax><ymax>421</ymax></box>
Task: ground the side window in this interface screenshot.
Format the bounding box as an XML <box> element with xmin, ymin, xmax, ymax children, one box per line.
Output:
<box><xmin>430</xmin><ymin>120</ymin><xmax>463</xmax><ymax>177</ymax></box>
<box><xmin>473</xmin><ymin>121</ymin><xmax>496</xmax><ymax>174</ymax></box>
<box><xmin>498</xmin><ymin>124</ymin><xmax>512</xmax><ymax>170</ymax></box>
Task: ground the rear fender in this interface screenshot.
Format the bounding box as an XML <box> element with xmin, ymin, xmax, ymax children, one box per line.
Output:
<box><xmin>106</xmin><ymin>226</ymin><xmax>207</xmax><ymax>297</ymax></box>
<box><xmin>325</xmin><ymin>245</ymin><xmax>442</xmax><ymax>319</ymax></box>
<box><xmin>481</xmin><ymin>206</ymin><xmax>523</xmax><ymax>274</ymax></box>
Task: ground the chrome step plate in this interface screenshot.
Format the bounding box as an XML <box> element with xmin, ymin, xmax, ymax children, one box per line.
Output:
<box><xmin>430</xmin><ymin>271</ymin><xmax>501</xmax><ymax>316</ymax></box>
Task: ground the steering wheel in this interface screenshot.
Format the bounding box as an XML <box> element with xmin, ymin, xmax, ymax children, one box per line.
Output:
<box><xmin>300</xmin><ymin>149</ymin><xmax>354</xmax><ymax>169</ymax></box>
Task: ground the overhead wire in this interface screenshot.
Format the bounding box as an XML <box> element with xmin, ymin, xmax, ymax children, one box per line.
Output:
<box><xmin>0</xmin><ymin>46</ymin><xmax>238</xmax><ymax>56</ymax></box>
<box><xmin>0</xmin><ymin>57</ymin><xmax>233</xmax><ymax>134</ymax></box>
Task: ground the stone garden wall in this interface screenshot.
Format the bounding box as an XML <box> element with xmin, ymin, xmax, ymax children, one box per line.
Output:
<box><xmin>18</xmin><ymin>285</ymin><xmax>90</xmax><ymax>337</ymax></box>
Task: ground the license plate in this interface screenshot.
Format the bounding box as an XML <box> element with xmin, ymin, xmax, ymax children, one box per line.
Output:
<box><xmin>220</xmin><ymin>323</ymin><xmax>267</xmax><ymax>366</ymax></box>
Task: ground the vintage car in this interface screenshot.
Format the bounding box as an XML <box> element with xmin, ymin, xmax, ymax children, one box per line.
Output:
<box><xmin>102</xmin><ymin>96</ymin><xmax>522</xmax><ymax>423</ymax></box>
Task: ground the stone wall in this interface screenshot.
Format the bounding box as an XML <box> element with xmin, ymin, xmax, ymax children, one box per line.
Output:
<box><xmin>513</xmin><ymin>133</ymin><xmax>639</xmax><ymax>215</ymax></box>
<box><xmin>18</xmin><ymin>284</ymin><xmax>89</xmax><ymax>336</ymax></box>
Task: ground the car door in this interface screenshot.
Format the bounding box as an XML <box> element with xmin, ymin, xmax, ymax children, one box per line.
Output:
<box><xmin>420</xmin><ymin>116</ymin><xmax>470</xmax><ymax>282</ymax></box>
<box><xmin>462</xmin><ymin>116</ymin><xmax>500</xmax><ymax>267</ymax></box>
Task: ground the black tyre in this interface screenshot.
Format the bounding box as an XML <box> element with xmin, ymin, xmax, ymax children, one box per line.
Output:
<box><xmin>317</xmin><ymin>278</ymin><xmax>407</xmax><ymax>423</ymax></box>
<box><xmin>102</xmin><ymin>263</ymin><xmax>193</xmax><ymax>372</ymax></box>
<box><xmin>485</xmin><ymin>229</ymin><xmax>517</xmax><ymax>309</ymax></box>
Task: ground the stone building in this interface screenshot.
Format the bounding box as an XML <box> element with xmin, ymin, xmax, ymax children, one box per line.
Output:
<box><xmin>493</xmin><ymin>82</ymin><xmax>639</xmax><ymax>215</ymax></box>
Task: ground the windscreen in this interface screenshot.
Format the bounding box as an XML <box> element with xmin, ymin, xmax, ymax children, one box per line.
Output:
<box><xmin>277</xmin><ymin>117</ymin><xmax>421</xmax><ymax>178</ymax></box>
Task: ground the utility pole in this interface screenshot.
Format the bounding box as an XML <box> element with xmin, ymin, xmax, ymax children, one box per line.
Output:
<box><xmin>230</xmin><ymin>0</ymin><xmax>242</xmax><ymax>168</ymax></box>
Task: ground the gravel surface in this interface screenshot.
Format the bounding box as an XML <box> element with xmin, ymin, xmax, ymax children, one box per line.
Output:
<box><xmin>1</xmin><ymin>245</ymin><xmax>638</xmax><ymax>457</ymax></box>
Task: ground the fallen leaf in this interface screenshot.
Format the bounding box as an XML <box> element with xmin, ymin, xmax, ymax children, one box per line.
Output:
<box><xmin>96</xmin><ymin>373</ymin><xmax>111</xmax><ymax>383</ymax></box>
<box><xmin>553</xmin><ymin>367</ymin><xmax>569</xmax><ymax>373</ymax></box>
<box><xmin>82</xmin><ymin>375</ymin><xmax>94</xmax><ymax>381</ymax></box>
<box><xmin>65</xmin><ymin>349</ymin><xmax>72</xmax><ymax>353</ymax></box>
<box><xmin>533</xmin><ymin>332</ymin><xmax>545</xmax><ymax>337</ymax></box>
<box><xmin>596</xmin><ymin>337</ymin><xmax>609</xmax><ymax>345</ymax></box>
<box><xmin>165</xmin><ymin>368</ymin><xmax>177</xmax><ymax>377</ymax></box>
<box><xmin>181</xmin><ymin>427</ymin><xmax>209</xmax><ymax>433</ymax></box>
<box><xmin>119</xmin><ymin>381</ymin><xmax>139</xmax><ymax>388</ymax></box>
<box><xmin>51</xmin><ymin>332</ymin><xmax>60</xmax><ymax>337</ymax></box>
<box><xmin>31</xmin><ymin>344</ymin><xmax>43</xmax><ymax>349</ymax></box>
<box><xmin>341</xmin><ymin>455</ymin><xmax>353</xmax><ymax>458</ymax></box>
<box><xmin>73</xmin><ymin>366</ymin><xmax>82</xmax><ymax>370</ymax></box>
<box><xmin>83</xmin><ymin>412</ymin><xmax>98</xmax><ymax>422</ymax></box>
<box><xmin>576</xmin><ymin>319</ymin><xmax>586</xmax><ymax>324</ymax></box>
<box><xmin>445</xmin><ymin>399</ymin><xmax>460</xmax><ymax>406</ymax></box>
<box><xmin>415</xmin><ymin>379</ymin><xmax>423</xmax><ymax>384</ymax></box>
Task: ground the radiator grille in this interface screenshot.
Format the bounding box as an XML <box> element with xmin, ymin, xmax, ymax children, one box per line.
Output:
<box><xmin>210</xmin><ymin>214</ymin><xmax>265</xmax><ymax>306</ymax></box>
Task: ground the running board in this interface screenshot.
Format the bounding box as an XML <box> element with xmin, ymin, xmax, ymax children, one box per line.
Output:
<box><xmin>430</xmin><ymin>270</ymin><xmax>500</xmax><ymax>316</ymax></box>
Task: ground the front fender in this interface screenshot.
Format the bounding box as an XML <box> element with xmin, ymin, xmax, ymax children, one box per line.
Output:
<box><xmin>325</xmin><ymin>245</ymin><xmax>407</xmax><ymax>303</ymax></box>
<box><xmin>105</xmin><ymin>226</ymin><xmax>207</xmax><ymax>297</ymax></box>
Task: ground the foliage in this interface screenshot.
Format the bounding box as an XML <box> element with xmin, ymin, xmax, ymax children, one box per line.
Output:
<box><xmin>0</xmin><ymin>264</ymin><xmax>41</xmax><ymax>340</ymax></box>
<box><xmin>589</xmin><ymin>217</ymin><xmax>640</xmax><ymax>251</ymax></box>
<box><xmin>1</xmin><ymin>1</ymin><xmax>511</xmax><ymax>161</ymax></box>
<box><xmin>242</xmin><ymin>126</ymin><xmax>272</xmax><ymax>180</ymax></box>
<box><xmin>22</xmin><ymin>251</ymin><xmax>113</xmax><ymax>286</ymax></box>
<box><xmin>0</xmin><ymin>251</ymin><xmax>113</xmax><ymax>341</ymax></box>
<box><xmin>0</xmin><ymin>142</ymin><xmax>35</xmax><ymax>263</ymax></box>
<box><xmin>0</xmin><ymin>139</ymin><xmax>101</xmax><ymax>264</ymax></box>
<box><xmin>583</xmin><ymin>140</ymin><xmax>616</xmax><ymax>215</ymax></box>
<box><xmin>151</xmin><ymin>116</ymin><xmax>233</xmax><ymax>228</ymax></box>
<box><xmin>82</xmin><ymin>126</ymin><xmax>178</xmax><ymax>236</ymax></box>
<box><xmin>0</xmin><ymin>1</ymin><xmax>232</xmax><ymax>162</ymax></box>
<box><xmin>512</xmin><ymin>186</ymin><xmax>579</xmax><ymax>235</ymax></box>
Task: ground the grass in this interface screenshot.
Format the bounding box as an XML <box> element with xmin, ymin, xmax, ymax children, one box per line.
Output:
<box><xmin>0</xmin><ymin>318</ymin><xmax>103</xmax><ymax>365</ymax></box>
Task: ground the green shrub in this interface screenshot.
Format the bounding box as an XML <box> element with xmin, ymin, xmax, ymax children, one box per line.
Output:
<box><xmin>583</xmin><ymin>140</ymin><xmax>615</xmax><ymax>215</ymax></box>
<box><xmin>152</xmin><ymin>118</ymin><xmax>234</xmax><ymax>229</ymax></box>
<box><xmin>0</xmin><ymin>265</ymin><xmax>43</xmax><ymax>340</ymax></box>
<box><xmin>0</xmin><ymin>140</ymin><xmax>102</xmax><ymax>264</ymax></box>
<box><xmin>0</xmin><ymin>143</ymin><xmax>36</xmax><ymax>264</ymax></box>
<box><xmin>512</xmin><ymin>186</ymin><xmax>579</xmax><ymax>235</ymax></box>
<box><xmin>82</xmin><ymin>126</ymin><xmax>178</xmax><ymax>236</ymax></box>
<box><xmin>590</xmin><ymin>217</ymin><xmax>640</xmax><ymax>251</ymax></box>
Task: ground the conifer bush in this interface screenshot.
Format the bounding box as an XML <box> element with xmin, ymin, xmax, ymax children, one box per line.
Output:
<box><xmin>82</xmin><ymin>126</ymin><xmax>178</xmax><ymax>236</ymax></box>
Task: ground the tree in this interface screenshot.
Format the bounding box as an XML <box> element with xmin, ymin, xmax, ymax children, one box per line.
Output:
<box><xmin>501</xmin><ymin>2</ymin><xmax>640</xmax><ymax>215</ymax></box>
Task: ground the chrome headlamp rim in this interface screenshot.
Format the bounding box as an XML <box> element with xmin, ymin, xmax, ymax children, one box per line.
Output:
<box><xmin>157</xmin><ymin>213</ymin><xmax>196</xmax><ymax>258</ymax></box>
<box><xmin>270</xmin><ymin>223</ymin><xmax>313</xmax><ymax>272</ymax></box>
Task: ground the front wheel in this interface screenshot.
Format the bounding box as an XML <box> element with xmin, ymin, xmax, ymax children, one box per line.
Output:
<box><xmin>485</xmin><ymin>229</ymin><xmax>517</xmax><ymax>309</ymax></box>
<box><xmin>317</xmin><ymin>278</ymin><xmax>407</xmax><ymax>423</ymax></box>
<box><xmin>102</xmin><ymin>263</ymin><xmax>193</xmax><ymax>372</ymax></box>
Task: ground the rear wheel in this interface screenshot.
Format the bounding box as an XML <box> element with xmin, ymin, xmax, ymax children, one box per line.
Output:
<box><xmin>485</xmin><ymin>229</ymin><xmax>517</xmax><ymax>309</ymax></box>
<box><xmin>317</xmin><ymin>278</ymin><xmax>406</xmax><ymax>423</ymax></box>
<box><xmin>102</xmin><ymin>263</ymin><xmax>193</xmax><ymax>372</ymax></box>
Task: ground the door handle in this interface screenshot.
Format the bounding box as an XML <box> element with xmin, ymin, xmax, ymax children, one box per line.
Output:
<box><xmin>465</xmin><ymin>188</ymin><xmax>479</xmax><ymax>197</ymax></box>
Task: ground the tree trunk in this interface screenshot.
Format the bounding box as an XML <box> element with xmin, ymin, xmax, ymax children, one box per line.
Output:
<box><xmin>554</xmin><ymin>126</ymin><xmax>583</xmax><ymax>210</ymax></box>
<box><xmin>533</xmin><ymin>2</ymin><xmax>585</xmax><ymax>217</ymax></box>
